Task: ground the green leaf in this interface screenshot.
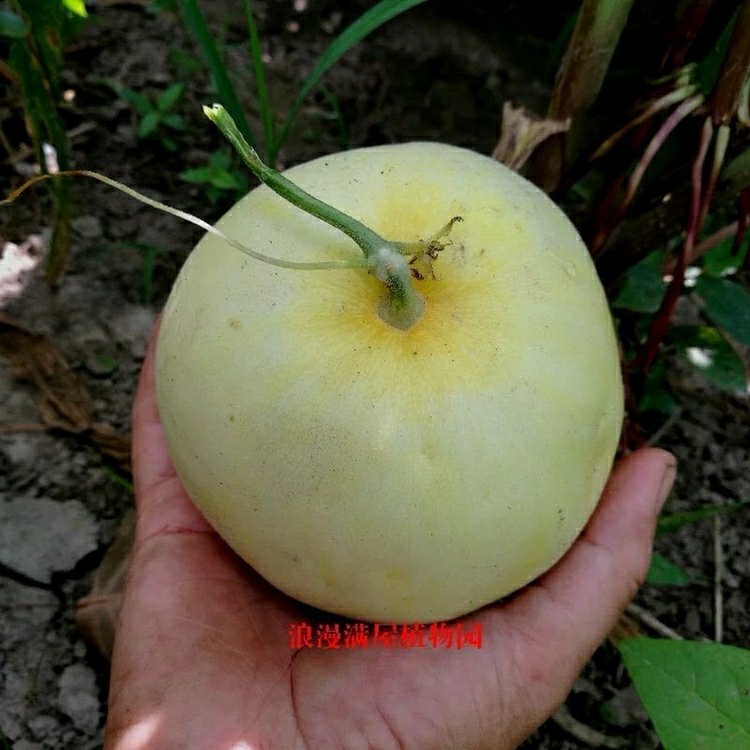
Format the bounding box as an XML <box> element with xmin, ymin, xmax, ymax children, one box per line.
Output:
<box><xmin>61</xmin><ymin>0</ymin><xmax>87</xmax><ymax>16</ymax></box>
<box><xmin>118</xmin><ymin>87</ymin><xmax>152</xmax><ymax>113</ymax></box>
<box><xmin>138</xmin><ymin>111</ymin><xmax>160</xmax><ymax>138</ymax></box>
<box><xmin>162</xmin><ymin>112</ymin><xmax>185</xmax><ymax>131</ymax></box>
<box><xmin>724</xmin><ymin>145</ymin><xmax>750</xmax><ymax>185</ymax></box>
<box><xmin>209</xmin><ymin>170</ymin><xmax>242</xmax><ymax>190</ymax></box>
<box><xmin>647</xmin><ymin>553</ymin><xmax>691</xmax><ymax>585</ymax></box>
<box><xmin>180</xmin><ymin>160</ymin><xmax>243</xmax><ymax>191</ymax></box>
<box><xmin>0</xmin><ymin>9</ymin><xmax>28</xmax><ymax>38</ymax></box>
<box><xmin>657</xmin><ymin>498</ymin><xmax>749</xmax><ymax>536</ymax></box>
<box><xmin>157</xmin><ymin>82</ymin><xmax>185</xmax><ymax>111</ymax></box>
<box><xmin>613</xmin><ymin>252</ymin><xmax>667</xmax><ymax>313</ymax></box>
<box><xmin>180</xmin><ymin>166</ymin><xmax>214</xmax><ymax>184</ymax></box>
<box><xmin>670</xmin><ymin>325</ymin><xmax>747</xmax><ymax>393</ymax></box>
<box><xmin>272</xmin><ymin>0</ymin><xmax>429</xmax><ymax>163</ymax></box>
<box><xmin>693</xmin><ymin>9</ymin><xmax>738</xmax><ymax>96</ymax></box>
<box><xmin>619</xmin><ymin>639</ymin><xmax>750</xmax><ymax>750</ymax></box>
<box><xmin>694</xmin><ymin>275</ymin><xmax>750</xmax><ymax>346</ymax></box>
<box><xmin>208</xmin><ymin>150</ymin><xmax>232</xmax><ymax>169</ymax></box>
<box><xmin>639</xmin><ymin>359</ymin><xmax>680</xmax><ymax>414</ymax></box>
<box><xmin>701</xmin><ymin>233</ymin><xmax>749</xmax><ymax>276</ymax></box>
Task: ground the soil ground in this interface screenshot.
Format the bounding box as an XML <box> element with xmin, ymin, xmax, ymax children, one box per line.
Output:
<box><xmin>1</xmin><ymin>2</ymin><xmax>748</xmax><ymax>748</ymax></box>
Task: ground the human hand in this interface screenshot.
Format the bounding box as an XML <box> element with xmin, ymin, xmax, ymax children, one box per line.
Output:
<box><xmin>105</xmin><ymin>324</ymin><xmax>676</xmax><ymax>750</ymax></box>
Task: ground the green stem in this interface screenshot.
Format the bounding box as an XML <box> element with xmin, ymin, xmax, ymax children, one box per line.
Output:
<box><xmin>204</xmin><ymin>103</ymin><xmax>426</xmax><ymax>330</ymax></box>
<box><xmin>204</xmin><ymin>104</ymin><xmax>387</xmax><ymax>258</ymax></box>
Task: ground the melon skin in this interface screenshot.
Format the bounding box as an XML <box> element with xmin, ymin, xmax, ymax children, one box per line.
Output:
<box><xmin>155</xmin><ymin>142</ymin><xmax>624</xmax><ymax>623</ymax></box>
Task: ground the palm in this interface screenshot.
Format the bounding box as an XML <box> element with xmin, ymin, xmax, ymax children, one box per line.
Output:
<box><xmin>105</xmin><ymin>330</ymin><xmax>675</xmax><ymax>749</ymax></box>
<box><xmin>109</xmin><ymin>514</ymin><xmax>538</xmax><ymax>749</ymax></box>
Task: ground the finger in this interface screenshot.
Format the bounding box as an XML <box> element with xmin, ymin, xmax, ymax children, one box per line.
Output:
<box><xmin>497</xmin><ymin>447</ymin><xmax>676</xmax><ymax>691</ymax></box>
<box><xmin>131</xmin><ymin>317</ymin><xmax>214</xmax><ymax>539</ymax></box>
<box><xmin>294</xmin><ymin>449</ymin><xmax>676</xmax><ymax>750</ymax></box>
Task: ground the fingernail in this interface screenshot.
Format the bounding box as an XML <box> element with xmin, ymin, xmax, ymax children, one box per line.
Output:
<box><xmin>657</xmin><ymin>459</ymin><xmax>677</xmax><ymax>508</ymax></box>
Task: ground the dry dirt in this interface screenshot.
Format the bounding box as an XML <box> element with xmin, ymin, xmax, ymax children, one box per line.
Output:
<box><xmin>1</xmin><ymin>2</ymin><xmax>748</xmax><ymax>749</ymax></box>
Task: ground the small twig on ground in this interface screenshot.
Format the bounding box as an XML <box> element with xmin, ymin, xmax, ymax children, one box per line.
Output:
<box><xmin>551</xmin><ymin>705</ymin><xmax>627</xmax><ymax>749</ymax></box>
<box><xmin>625</xmin><ymin>603</ymin><xmax>685</xmax><ymax>640</ymax></box>
<box><xmin>714</xmin><ymin>514</ymin><xmax>724</xmax><ymax>643</ymax></box>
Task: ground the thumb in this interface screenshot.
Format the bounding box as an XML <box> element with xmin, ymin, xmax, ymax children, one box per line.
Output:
<box><xmin>496</xmin><ymin>447</ymin><xmax>676</xmax><ymax>691</ymax></box>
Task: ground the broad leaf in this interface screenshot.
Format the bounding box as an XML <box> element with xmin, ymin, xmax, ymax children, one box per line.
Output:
<box><xmin>670</xmin><ymin>325</ymin><xmax>747</xmax><ymax>393</ymax></box>
<box><xmin>647</xmin><ymin>553</ymin><xmax>691</xmax><ymax>585</ymax></box>
<box><xmin>613</xmin><ymin>252</ymin><xmax>667</xmax><ymax>313</ymax></box>
<box><xmin>694</xmin><ymin>275</ymin><xmax>750</xmax><ymax>345</ymax></box>
<box><xmin>639</xmin><ymin>359</ymin><xmax>679</xmax><ymax>414</ymax></box>
<box><xmin>701</xmin><ymin>234</ymin><xmax>749</xmax><ymax>276</ymax></box>
<box><xmin>619</xmin><ymin>639</ymin><xmax>750</xmax><ymax>750</ymax></box>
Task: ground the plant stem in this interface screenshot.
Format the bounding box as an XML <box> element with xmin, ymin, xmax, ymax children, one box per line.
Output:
<box><xmin>529</xmin><ymin>0</ymin><xmax>637</xmax><ymax>191</ymax></box>
<box><xmin>641</xmin><ymin>116</ymin><xmax>713</xmax><ymax>372</ymax></box>
<box><xmin>205</xmin><ymin>104</ymin><xmax>426</xmax><ymax>329</ymax></box>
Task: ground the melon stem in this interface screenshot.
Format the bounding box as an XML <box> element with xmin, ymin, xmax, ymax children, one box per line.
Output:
<box><xmin>204</xmin><ymin>104</ymin><xmax>426</xmax><ymax>330</ymax></box>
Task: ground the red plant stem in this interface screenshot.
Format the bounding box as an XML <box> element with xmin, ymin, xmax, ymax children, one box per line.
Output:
<box><xmin>589</xmin><ymin>95</ymin><xmax>704</xmax><ymax>255</ymax></box>
<box><xmin>641</xmin><ymin>117</ymin><xmax>714</xmax><ymax>373</ymax></box>
<box><xmin>700</xmin><ymin>220</ymin><xmax>739</xmax><ymax>257</ymax></box>
<box><xmin>623</xmin><ymin>96</ymin><xmax>704</xmax><ymax>210</ymax></box>
<box><xmin>590</xmin><ymin>84</ymin><xmax>697</xmax><ymax>162</ymax></box>
<box><xmin>664</xmin><ymin>220</ymin><xmax>737</xmax><ymax>272</ymax></box>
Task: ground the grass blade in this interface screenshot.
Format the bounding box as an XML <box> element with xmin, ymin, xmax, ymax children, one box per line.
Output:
<box><xmin>657</xmin><ymin>498</ymin><xmax>749</xmax><ymax>536</ymax></box>
<box><xmin>271</xmin><ymin>0</ymin><xmax>429</xmax><ymax>163</ymax></box>
<box><xmin>243</xmin><ymin>0</ymin><xmax>275</xmax><ymax>161</ymax></box>
<box><xmin>178</xmin><ymin>0</ymin><xmax>256</xmax><ymax>148</ymax></box>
